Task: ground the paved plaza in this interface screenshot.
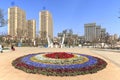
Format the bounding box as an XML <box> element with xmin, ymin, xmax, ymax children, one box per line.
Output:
<box><xmin>91</xmin><ymin>49</ymin><xmax>120</xmax><ymax>67</ymax></box>
<box><xmin>0</xmin><ymin>47</ymin><xmax>120</xmax><ymax>80</ymax></box>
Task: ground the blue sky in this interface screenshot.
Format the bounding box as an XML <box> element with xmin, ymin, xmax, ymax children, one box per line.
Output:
<box><xmin>0</xmin><ymin>0</ymin><xmax>120</xmax><ymax>36</ymax></box>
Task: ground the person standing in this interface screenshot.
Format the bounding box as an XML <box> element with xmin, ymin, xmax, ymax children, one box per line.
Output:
<box><xmin>11</xmin><ymin>45</ymin><xmax>15</xmax><ymax>51</ymax></box>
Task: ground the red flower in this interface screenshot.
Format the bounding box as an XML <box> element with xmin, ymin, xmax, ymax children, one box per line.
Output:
<box><xmin>45</xmin><ymin>52</ymin><xmax>74</xmax><ymax>59</ymax></box>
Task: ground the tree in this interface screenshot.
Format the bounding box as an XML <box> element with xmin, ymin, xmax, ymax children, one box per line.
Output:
<box><xmin>40</xmin><ymin>31</ymin><xmax>47</xmax><ymax>46</ymax></box>
<box><xmin>0</xmin><ymin>35</ymin><xmax>3</xmax><ymax>42</ymax></box>
<box><xmin>91</xmin><ymin>38</ymin><xmax>99</xmax><ymax>48</ymax></box>
<box><xmin>0</xmin><ymin>8</ymin><xmax>7</xmax><ymax>27</ymax></box>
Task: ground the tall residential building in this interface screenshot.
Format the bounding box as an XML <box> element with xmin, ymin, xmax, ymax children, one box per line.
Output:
<box><xmin>8</xmin><ymin>6</ymin><xmax>26</xmax><ymax>37</ymax></box>
<box><xmin>84</xmin><ymin>23</ymin><xmax>96</xmax><ymax>42</ymax></box>
<box><xmin>84</xmin><ymin>23</ymin><xmax>106</xmax><ymax>42</ymax></box>
<box><xmin>101</xmin><ymin>28</ymin><xmax>106</xmax><ymax>38</ymax></box>
<box><xmin>114</xmin><ymin>34</ymin><xmax>119</xmax><ymax>40</ymax></box>
<box><xmin>39</xmin><ymin>10</ymin><xmax>53</xmax><ymax>39</ymax></box>
<box><xmin>96</xmin><ymin>25</ymin><xmax>101</xmax><ymax>39</ymax></box>
<box><xmin>26</xmin><ymin>20</ymin><xmax>36</xmax><ymax>40</ymax></box>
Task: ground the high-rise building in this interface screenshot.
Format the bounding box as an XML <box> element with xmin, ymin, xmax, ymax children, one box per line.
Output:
<box><xmin>96</xmin><ymin>25</ymin><xmax>101</xmax><ymax>39</ymax></box>
<box><xmin>84</xmin><ymin>23</ymin><xmax>96</xmax><ymax>42</ymax></box>
<box><xmin>39</xmin><ymin>10</ymin><xmax>53</xmax><ymax>39</ymax></box>
<box><xmin>8</xmin><ymin>6</ymin><xmax>26</xmax><ymax>37</ymax></box>
<box><xmin>84</xmin><ymin>23</ymin><xmax>107</xmax><ymax>42</ymax></box>
<box><xmin>101</xmin><ymin>28</ymin><xmax>106</xmax><ymax>38</ymax></box>
<box><xmin>114</xmin><ymin>34</ymin><xmax>118</xmax><ymax>40</ymax></box>
<box><xmin>26</xmin><ymin>20</ymin><xmax>36</xmax><ymax>40</ymax></box>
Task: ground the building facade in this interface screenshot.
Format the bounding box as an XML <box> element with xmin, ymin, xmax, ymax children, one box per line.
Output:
<box><xmin>39</xmin><ymin>10</ymin><xmax>53</xmax><ymax>39</ymax></box>
<box><xmin>84</xmin><ymin>23</ymin><xmax>106</xmax><ymax>42</ymax></box>
<box><xmin>26</xmin><ymin>20</ymin><xmax>36</xmax><ymax>40</ymax></box>
<box><xmin>101</xmin><ymin>28</ymin><xmax>106</xmax><ymax>38</ymax></box>
<box><xmin>96</xmin><ymin>25</ymin><xmax>101</xmax><ymax>39</ymax></box>
<box><xmin>84</xmin><ymin>23</ymin><xmax>97</xmax><ymax>42</ymax></box>
<box><xmin>8</xmin><ymin>6</ymin><xmax>26</xmax><ymax>37</ymax></box>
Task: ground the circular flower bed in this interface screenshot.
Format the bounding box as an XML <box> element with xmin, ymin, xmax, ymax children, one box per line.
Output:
<box><xmin>12</xmin><ymin>52</ymin><xmax>107</xmax><ymax>76</ymax></box>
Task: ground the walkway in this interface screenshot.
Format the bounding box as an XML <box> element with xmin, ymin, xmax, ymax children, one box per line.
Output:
<box><xmin>91</xmin><ymin>48</ymin><xmax>120</xmax><ymax>67</ymax></box>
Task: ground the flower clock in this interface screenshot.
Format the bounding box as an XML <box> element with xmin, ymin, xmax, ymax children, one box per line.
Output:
<box><xmin>12</xmin><ymin>52</ymin><xmax>107</xmax><ymax>76</ymax></box>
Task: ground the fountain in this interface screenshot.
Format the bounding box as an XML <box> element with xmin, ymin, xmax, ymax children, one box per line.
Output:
<box><xmin>60</xmin><ymin>34</ymin><xmax>65</xmax><ymax>48</ymax></box>
<box><xmin>47</xmin><ymin>36</ymin><xmax>53</xmax><ymax>48</ymax></box>
<box><xmin>47</xmin><ymin>34</ymin><xmax>65</xmax><ymax>48</ymax></box>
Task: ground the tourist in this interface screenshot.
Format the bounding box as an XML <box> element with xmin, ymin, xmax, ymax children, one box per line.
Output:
<box><xmin>0</xmin><ymin>45</ymin><xmax>3</xmax><ymax>53</ymax></box>
<box><xmin>11</xmin><ymin>45</ymin><xmax>15</xmax><ymax>51</ymax></box>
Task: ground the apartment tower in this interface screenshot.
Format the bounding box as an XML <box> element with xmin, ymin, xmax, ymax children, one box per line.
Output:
<box><xmin>101</xmin><ymin>28</ymin><xmax>106</xmax><ymax>38</ymax></box>
<box><xmin>8</xmin><ymin>6</ymin><xmax>26</xmax><ymax>37</ymax></box>
<box><xmin>96</xmin><ymin>25</ymin><xmax>101</xmax><ymax>39</ymax></box>
<box><xmin>39</xmin><ymin>10</ymin><xmax>53</xmax><ymax>39</ymax></box>
<box><xmin>84</xmin><ymin>23</ymin><xmax>106</xmax><ymax>42</ymax></box>
<box><xmin>26</xmin><ymin>20</ymin><xmax>36</xmax><ymax>40</ymax></box>
<box><xmin>84</xmin><ymin>23</ymin><xmax>97</xmax><ymax>42</ymax></box>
